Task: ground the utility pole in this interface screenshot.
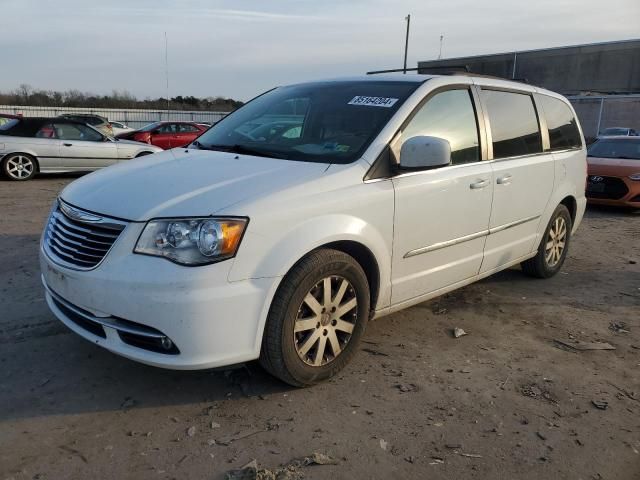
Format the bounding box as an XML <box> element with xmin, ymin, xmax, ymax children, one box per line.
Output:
<box><xmin>438</xmin><ymin>34</ymin><xmax>444</xmax><ymax>59</ymax></box>
<box><xmin>403</xmin><ymin>14</ymin><xmax>411</xmax><ymax>73</ymax></box>
<box><xmin>164</xmin><ymin>32</ymin><xmax>170</xmax><ymax>114</ymax></box>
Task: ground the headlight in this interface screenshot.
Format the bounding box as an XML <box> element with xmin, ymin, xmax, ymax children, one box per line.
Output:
<box><xmin>134</xmin><ymin>217</ymin><xmax>248</xmax><ymax>265</ymax></box>
<box><xmin>629</xmin><ymin>173</ymin><xmax>640</xmax><ymax>181</ymax></box>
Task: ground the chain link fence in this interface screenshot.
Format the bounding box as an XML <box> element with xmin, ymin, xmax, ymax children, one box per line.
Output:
<box><xmin>0</xmin><ymin>105</ymin><xmax>229</xmax><ymax>129</ymax></box>
<box><xmin>568</xmin><ymin>95</ymin><xmax>640</xmax><ymax>142</ymax></box>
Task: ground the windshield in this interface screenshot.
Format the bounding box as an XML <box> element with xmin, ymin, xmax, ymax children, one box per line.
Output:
<box><xmin>0</xmin><ymin>118</ymin><xmax>19</xmax><ymax>130</ymax></box>
<box><xmin>601</xmin><ymin>128</ymin><xmax>628</xmax><ymax>135</ymax></box>
<box><xmin>588</xmin><ymin>139</ymin><xmax>640</xmax><ymax>160</ymax></box>
<box><xmin>193</xmin><ymin>81</ymin><xmax>421</xmax><ymax>163</ymax></box>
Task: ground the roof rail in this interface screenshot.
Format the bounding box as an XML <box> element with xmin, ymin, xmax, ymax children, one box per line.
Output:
<box><xmin>367</xmin><ymin>65</ymin><xmax>470</xmax><ymax>75</ymax></box>
<box><xmin>366</xmin><ymin>66</ymin><xmax>534</xmax><ymax>87</ymax></box>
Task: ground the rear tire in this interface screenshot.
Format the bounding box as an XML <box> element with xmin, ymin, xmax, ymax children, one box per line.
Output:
<box><xmin>260</xmin><ymin>249</ymin><xmax>370</xmax><ymax>387</ymax></box>
<box><xmin>2</xmin><ymin>153</ymin><xmax>37</xmax><ymax>181</ymax></box>
<box><xmin>521</xmin><ymin>204</ymin><xmax>572</xmax><ymax>278</ymax></box>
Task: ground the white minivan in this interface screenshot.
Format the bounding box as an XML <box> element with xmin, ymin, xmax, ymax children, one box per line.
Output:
<box><xmin>40</xmin><ymin>73</ymin><xmax>586</xmax><ymax>386</ymax></box>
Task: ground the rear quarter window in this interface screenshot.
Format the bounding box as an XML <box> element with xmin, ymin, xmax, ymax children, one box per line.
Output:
<box><xmin>538</xmin><ymin>95</ymin><xmax>582</xmax><ymax>150</ymax></box>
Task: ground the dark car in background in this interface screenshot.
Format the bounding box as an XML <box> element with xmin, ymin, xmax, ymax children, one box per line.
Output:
<box><xmin>58</xmin><ymin>113</ymin><xmax>113</xmax><ymax>136</ymax></box>
<box><xmin>115</xmin><ymin>121</ymin><xmax>208</xmax><ymax>149</ymax></box>
<box><xmin>599</xmin><ymin>127</ymin><xmax>638</xmax><ymax>137</ymax></box>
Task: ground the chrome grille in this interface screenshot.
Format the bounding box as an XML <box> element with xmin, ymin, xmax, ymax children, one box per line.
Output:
<box><xmin>44</xmin><ymin>201</ymin><xmax>127</xmax><ymax>270</ymax></box>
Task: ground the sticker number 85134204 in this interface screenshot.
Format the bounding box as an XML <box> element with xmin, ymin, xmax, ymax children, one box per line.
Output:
<box><xmin>348</xmin><ymin>96</ymin><xmax>399</xmax><ymax>108</ymax></box>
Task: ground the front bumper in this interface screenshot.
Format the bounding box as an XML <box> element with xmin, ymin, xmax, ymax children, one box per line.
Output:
<box><xmin>40</xmin><ymin>222</ymin><xmax>279</xmax><ymax>370</ymax></box>
<box><xmin>586</xmin><ymin>176</ymin><xmax>640</xmax><ymax>208</ymax></box>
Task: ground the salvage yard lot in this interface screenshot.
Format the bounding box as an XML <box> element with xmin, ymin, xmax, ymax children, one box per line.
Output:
<box><xmin>0</xmin><ymin>176</ymin><xmax>639</xmax><ymax>480</ymax></box>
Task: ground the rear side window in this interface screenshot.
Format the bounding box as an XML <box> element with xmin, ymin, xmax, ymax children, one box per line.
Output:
<box><xmin>179</xmin><ymin>124</ymin><xmax>199</xmax><ymax>133</ymax></box>
<box><xmin>538</xmin><ymin>95</ymin><xmax>582</xmax><ymax>150</ymax></box>
<box><xmin>482</xmin><ymin>90</ymin><xmax>542</xmax><ymax>159</ymax></box>
<box><xmin>398</xmin><ymin>89</ymin><xmax>480</xmax><ymax>165</ymax></box>
<box><xmin>36</xmin><ymin>124</ymin><xmax>56</xmax><ymax>138</ymax></box>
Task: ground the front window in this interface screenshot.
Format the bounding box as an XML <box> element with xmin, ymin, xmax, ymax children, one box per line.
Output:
<box><xmin>588</xmin><ymin>139</ymin><xmax>640</xmax><ymax>160</ymax></box>
<box><xmin>54</xmin><ymin>123</ymin><xmax>104</xmax><ymax>142</ymax></box>
<box><xmin>394</xmin><ymin>88</ymin><xmax>480</xmax><ymax>165</ymax></box>
<box><xmin>194</xmin><ymin>81</ymin><xmax>421</xmax><ymax>163</ymax></box>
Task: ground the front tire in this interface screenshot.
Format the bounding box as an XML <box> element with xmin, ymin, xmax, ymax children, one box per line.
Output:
<box><xmin>521</xmin><ymin>204</ymin><xmax>572</xmax><ymax>278</ymax></box>
<box><xmin>2</xmin><ymin>154</ymin><xmax>37</xmax><ymax>181</ymax></box>
<box><xmin>260</xmin><ymin>249</ymin><xmax>370</xmax><ymax>387</ymax></box>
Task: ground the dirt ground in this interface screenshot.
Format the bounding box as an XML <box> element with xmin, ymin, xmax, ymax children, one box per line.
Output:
<box><xmin>1</xmin><ymin>175</ymin><xmax>639</xmax><ymax>480</ymax></box>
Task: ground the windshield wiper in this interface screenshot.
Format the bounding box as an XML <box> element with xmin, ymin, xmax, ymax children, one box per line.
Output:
<box><xmin>195</xmin><ymin>143</ymin><xmax>287</xmax><ymax>159</ymax></box>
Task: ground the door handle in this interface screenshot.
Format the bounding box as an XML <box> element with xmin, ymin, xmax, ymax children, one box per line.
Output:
<box><xmin>497</xmin><ymin>174</ymin><xmax>512</xmax><ymax>185</ymax></box>
<box><xmin>63</xmin><ymin>143</ymin><xmax>73</xmax><ymax>147</ymax></box>
<box><xmin>470</xmin><ymin>179</ymin><xmax>489</xmax><ymax>189</ymax></box>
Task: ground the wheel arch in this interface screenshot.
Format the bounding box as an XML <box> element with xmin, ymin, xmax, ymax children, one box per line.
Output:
<box><xmin>135</xmin><ymin>150</ymin><xmax>156</xmax><ymax>158</ymax></box>
<box><xmin>559</xmin><ymin>195</ymin><xmax>577</xmax><ymax>224</ymax></box>
<box><xmin>312</xmin><ymin>240</ymin><xmax>380</xmax><ymax>317</ymax></box>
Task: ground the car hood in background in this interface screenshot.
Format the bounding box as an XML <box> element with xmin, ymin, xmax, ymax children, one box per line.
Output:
<box><xmin>587</xmin><ymin>156</ymin><xmax>640</xmax><ymax>176</ymax></box>
<box><xmin>60</xmin><ymin>149</ymin><xmax>328</xmax><ymax>221</ymax></box>
<box><xmin>116</xmin><ymin>138</ymin><xmax>153</xmax><ymax>146</ymax></box>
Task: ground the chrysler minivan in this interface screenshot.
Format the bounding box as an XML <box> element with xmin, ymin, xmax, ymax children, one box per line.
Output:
<box><xmin>40</xmin><ymin>73</ymin><xmax>586</xmax><ymax>386</ymax></box>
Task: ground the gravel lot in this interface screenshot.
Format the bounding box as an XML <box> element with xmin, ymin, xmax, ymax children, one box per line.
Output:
<box><xmin>1</xmin><ymin>175</ymin><xmax>639</xmax><ymax>480</ymax></box>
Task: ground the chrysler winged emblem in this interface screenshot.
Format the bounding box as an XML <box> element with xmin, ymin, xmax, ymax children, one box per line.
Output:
<box><xmin>60</xmin><ymin>202</ymin><xmax>103</xmax><ymax>223</ymax></box>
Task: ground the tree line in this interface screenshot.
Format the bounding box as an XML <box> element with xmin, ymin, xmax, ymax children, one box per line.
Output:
<box><xmin>0</xmin><ymin>84</ymin><xmax>243</xmax><ymax>111</ymax></box>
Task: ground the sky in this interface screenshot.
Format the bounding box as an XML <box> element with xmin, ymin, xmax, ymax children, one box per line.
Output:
<box><xmin>2</xmin><ymin>0</ymin><xmax>639</xmax><ymax>101</ymax></box>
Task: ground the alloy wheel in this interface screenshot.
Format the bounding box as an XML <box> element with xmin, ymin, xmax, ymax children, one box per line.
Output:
<box><xmin>6</xmin><ymin>155</ymin><xmax>35</xmax><ymax>180</ymax></box>
<box><xmin>545</xmin><ymin>216</ymin><xmax>567</xmax><ymax>267</ymax></box>
<box><xmin>293</xmin><ymin>275</ymin><xmax>358</xmax><ymax>367</ymax></box>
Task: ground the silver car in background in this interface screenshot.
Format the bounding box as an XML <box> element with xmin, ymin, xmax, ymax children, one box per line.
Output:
<box><xmin>0</xmin><ymin>117</ymin><xmax>162</xmax><ymax>181</ymax></box>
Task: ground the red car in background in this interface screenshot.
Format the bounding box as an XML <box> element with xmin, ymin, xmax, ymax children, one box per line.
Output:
<box><xmin>116</xmin><ymin>121</ymin><xmax>208</xmax><ymax>149</ymax></box>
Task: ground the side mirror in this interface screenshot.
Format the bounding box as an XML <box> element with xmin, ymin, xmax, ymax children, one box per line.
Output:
<box><xmin>399</xmin><ymin>136</ymin><xmax>451</xmax><ymax>170</ymax></box>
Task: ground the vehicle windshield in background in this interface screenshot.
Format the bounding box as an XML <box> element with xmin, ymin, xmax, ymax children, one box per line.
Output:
<box><xmin>194</xmin><ymin>81</ymin><xmax>421</xmax><ymax>163</ymax></box>
<box><xmin>601</xmin><ymin>128</ymin><xmax>630</xmax><ymax>136</ymax></box>
<box><xmin>588</xmin><ymin>138</ymin><xmax>640</xmax><ymax>160</ymax></box>
<box><xmin>139</xmin><ymin>122</ymin><xmax>162</xmax><ymax>132</ymax></box>
<box><xmin>0</xmin><ymin>119</ymin><xmax>19</xmax><ymax>130</ymax></box>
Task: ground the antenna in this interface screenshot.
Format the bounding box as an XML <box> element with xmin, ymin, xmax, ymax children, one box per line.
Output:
<box><xmin>438</xmin><ymin>34</ymin><xmax>444</xmax><ymax>59</ymax></box>
<box><xmin>403</xmin><ymin>15</ymin><xmax>411</xmax><ymax>73</ymax></box>
<box><xmin>164</xmin><ymin>32</ymin><xmax>169</xmax><ymax>114</ymax></box>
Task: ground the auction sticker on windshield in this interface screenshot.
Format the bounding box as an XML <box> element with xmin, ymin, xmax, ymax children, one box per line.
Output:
<box><xmin>348</xmin><ymin>96</ymin><xmax>398</xmax><ymax>108</ymax></box>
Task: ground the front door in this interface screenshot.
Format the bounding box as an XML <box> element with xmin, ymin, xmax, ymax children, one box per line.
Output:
<box><xmin>150</xmin><ymin>123</ymin><xmax>179</xmax><ymax>149</ymax></box>
<box><xmin>477</xmin><ymin>89</ymin><xmax>555</xmax><ymax>273</ymax></box>
<box><xmin>55</xmin><ymin>123</ymin><xmax>118</xmax><ymax>169</ymax></box>
<box><xmin>391</xmin><ymin>87</ymin><xmax>493</xmax><ymax>306</ymax></box>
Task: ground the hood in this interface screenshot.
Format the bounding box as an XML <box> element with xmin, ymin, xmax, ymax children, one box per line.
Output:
<box><xmin>116</xmin><ymin>138</ymin><xmax>158</xmax><ymax>148</ymax></box>
<box><xmin>587</xmin><ymin>156</ymin><xmax>640</xmax><ymax>176</ymax></box>
<box><xmin>60</xmin><ymin>149</ymin><xmax>328</xmax><ymax>221</ymax></box>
